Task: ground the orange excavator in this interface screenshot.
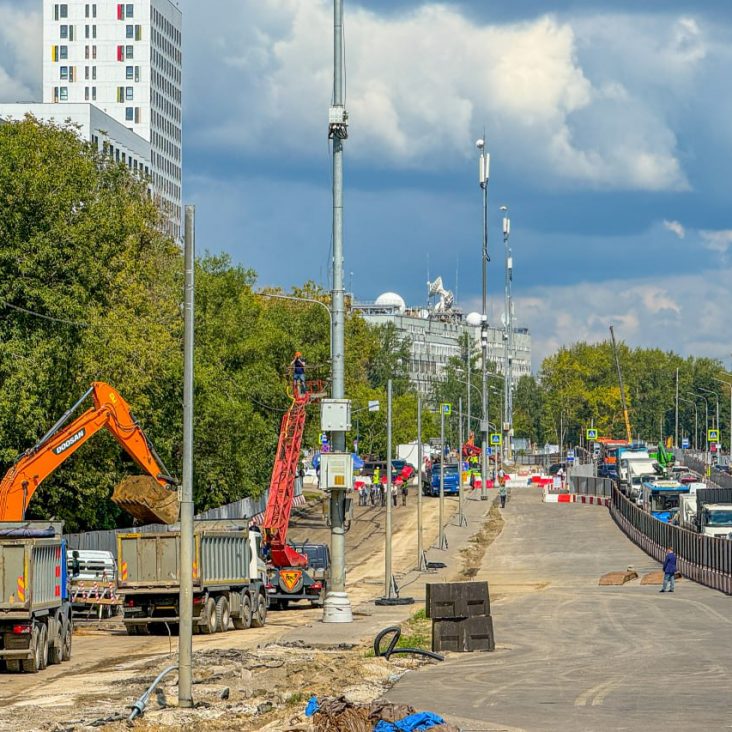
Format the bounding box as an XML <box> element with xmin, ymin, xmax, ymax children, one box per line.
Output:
<box><xmin>0</xmin><ymin>382</ymin><xmax>178</xmax><ymax>524</ymax></box>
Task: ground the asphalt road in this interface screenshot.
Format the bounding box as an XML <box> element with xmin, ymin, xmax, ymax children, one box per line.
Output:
<box><xmin>386</xmin><ymin>488</ymin><xmax>732</xmax><ymax>731</ymax></box>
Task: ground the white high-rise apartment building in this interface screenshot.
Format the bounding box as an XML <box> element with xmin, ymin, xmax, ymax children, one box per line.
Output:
<box><xmin>42</xmin><ymin>1</ymin><xmax>182</xmax><ymax>238</ymax></box>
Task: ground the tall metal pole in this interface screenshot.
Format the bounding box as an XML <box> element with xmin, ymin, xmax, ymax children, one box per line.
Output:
<box><xmin>384</xmin><ymin>379</ymin><xmax>394</xmax><ymax>597</ymax></box>
<box><xmin>417</xmin><ymin>394</ymin><xmax>425</xmax><ymax>571</ymax></box>
<box><xmin>439</xmin><ymin>407</ymin><xmax>446</xmax><ymax>548</ymax></box>
<box><xmin>458</xmin><ymin>397</ymin><xmax>466</xmax><ymax>527</ymax></box>
<box><xmin>465</xmin><ymin>348</ymin><xmax>471</xmax><ymax>441</ymax></box>
<box><xmin>477</xmin><ymin>139</ymin><xmax>490</xmax><ymax>501</ymax></box>
<box><xmin>323</xmin><ymin>0</ymin><xmax>352</xmax><ymax>623</ymax></box>
<box><xmin>503</xmin><ymin>207</ymin><xmax>514</xmax><ymax>461</ymax></box>
<box><xmin>178</xmin><ymin>205</ymin><xmax>195</xmax><ymax>709</ymax></box>
<box><xmin>675</xmin><ymin>367</ymin><xmax>679</xmax><ymax>448</ymax></box>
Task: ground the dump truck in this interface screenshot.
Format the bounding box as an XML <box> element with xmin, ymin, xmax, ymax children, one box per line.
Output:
<box><xmin>0</xmin><ymin>522</ymin><xmax>73</xmax><ymax>673</ymax></box>
<box><xmin>118</xmin><ymin>521</ymin><xmax>267</xmax><ymax>635</ymax></box>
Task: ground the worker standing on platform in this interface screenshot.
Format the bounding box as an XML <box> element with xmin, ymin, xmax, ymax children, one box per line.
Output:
<box><xmin>291</xmin><ymin>351</ymin><xmax>306</xmax><ymax>396</ymax></box>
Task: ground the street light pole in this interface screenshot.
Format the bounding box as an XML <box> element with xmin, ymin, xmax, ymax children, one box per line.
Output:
<box><xmin>439</xmin><ymin>405</ymin><xmax>447</xmax><ymax>549</ymax></box>
<box><xmin>675</xmin><ymin>367</ymin><xmax>679</xmax><ymax>448</ymax></box>
<box><xmin>323</xmin><ymin>0</ymin><xmax>352</xmax><ymax>623</ymax></box>
<box><xmin>178</xmin><ymin>205</ymin><xmax>196</xmax><ymax>709</ymax></box>
<box><xmin>417</xmin><ymin>393</ymin><xmax>426</xmax><ymax>571</ymax></box>
<box><xmin>477</xmin><ymin>138</ymin><xmax>490</xmax><ymax>501</ymax></box>
<box><xmin>501</xmin><ymin>205</ymin><xmax>513</xmax><ymax>462</ymax></box>
<box><xmin>680</xmin><ymin>396</ymin><xmax>698</xmax><ymax>450</ymax></box>
<box><xmin>713</xmin><ymin>377</ymin><xmax>732</xmax><ymax>457</ymax></box>
<box><xmin>384</xmin><ymin>379</ymin><xmax>394</xmax><ymax>598</ymax></box>
<box><xmin>458</xmin><ymin>397</ymin><xmax>466</xmax><ymax>527</ymax></box>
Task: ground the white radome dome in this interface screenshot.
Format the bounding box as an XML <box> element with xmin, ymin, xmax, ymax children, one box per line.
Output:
<box><xmin>466</xmin><ymin>311</ymin><xmax>482</xmax><ymax>327</ymax></box>
<box><xmin>375</xmin><ymin>292</ymin><xmax>406</xmax><ymax>312</ymax></box>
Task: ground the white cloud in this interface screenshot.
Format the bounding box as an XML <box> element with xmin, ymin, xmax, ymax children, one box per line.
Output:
<box><xmin>0</xmin><ymin>4</ymin><xmax>41</xmax><ymax>101</ymax></box>
<box><xmin>184</xmin><ymin>1</ymin><xmax>692</xmax><ymax>191</ymax></box>
<box><xmin>663</xmin><ymin>220</ymin><xmax>686</xmax><ymax>238</ymax></box>
<box><xmin>516</xmin><ymin>270</ymin><xmax>731</xmax><ymax>368</ymax></box>
<box><xmin>700</xmin><ymin>230</ymin><xmax>732</xmax><ymax>254</ymax></box>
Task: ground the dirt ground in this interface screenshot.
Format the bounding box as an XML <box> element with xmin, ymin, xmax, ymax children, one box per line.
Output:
<box><xmin>0</xmin><ymin>488</ymin><xmax>498</xmax><ymax>731</ymax></box>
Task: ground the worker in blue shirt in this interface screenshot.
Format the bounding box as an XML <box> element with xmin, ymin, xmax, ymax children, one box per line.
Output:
<box><xmin>660</xmin><ymin>546</ymin><xmax>677</xmax><ymax>592</ymax></box>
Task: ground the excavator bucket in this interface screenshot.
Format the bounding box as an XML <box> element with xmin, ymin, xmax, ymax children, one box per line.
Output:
<box><xmin>111</xmin><ymin>476</ymin><xmax>179</xmax><ymax>525</ymax></box>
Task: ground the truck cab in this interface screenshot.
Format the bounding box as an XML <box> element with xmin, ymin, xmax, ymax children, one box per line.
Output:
<box><xmin>699</xmin><ymin>505</ymin><xmax>732</xmax><ymax>539</ymax></box>
<box><xmin>423</xmin><ymin>462</ymin><xmax>460</xmax><ymax>496</ymax></box>
<box><xmin>640</xmin><ymin>479</ymin><xmax>690</xmax><ymax>522</ymax></box>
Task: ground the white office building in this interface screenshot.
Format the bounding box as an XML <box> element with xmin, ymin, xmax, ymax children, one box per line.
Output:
<box><xmin>0</xmin><ymin>102</ymin><xmax>151</xmax><ymax>177</ymax></box>
<box><xmin>41</xmin><ymin>0</ymin><xmax>182</xmax><ymax>238</ymax></box>
<box><xmin>353</xmin><ymin>288</ymin><xmax>532</xmax><ymax>397</ymax></box>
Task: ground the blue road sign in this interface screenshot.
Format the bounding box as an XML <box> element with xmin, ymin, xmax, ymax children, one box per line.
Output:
<box><xmin>682</xmin><ymin>437</ymin><xmax>690</xmax><ymax>449</ymax></box>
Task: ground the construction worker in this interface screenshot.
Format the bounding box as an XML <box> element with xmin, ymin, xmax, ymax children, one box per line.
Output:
<box><xmin>291</xmin><ymin>351</ymin><xmax>306</xmax><ymax>396</ymax></box>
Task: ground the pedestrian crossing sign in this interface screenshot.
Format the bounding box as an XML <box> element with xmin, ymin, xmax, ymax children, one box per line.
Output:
<box><xmin>708</xmin><ymin>429</ymin><xmax>719</xmax><ymax>443</ymax></box>
<box><xmin>586</xmin><ymin>428</ymin><xmax>598</xmax><ymax>440</ymax></box>
<box><xmin>441</xmin><ymin>403</ymin><xmax>452</xmax><ymax>415</ymax></box>
<box><xmin>490</xmin><ymin>433</ymin><xmax>502</xmax><ymax>446</ymax></box>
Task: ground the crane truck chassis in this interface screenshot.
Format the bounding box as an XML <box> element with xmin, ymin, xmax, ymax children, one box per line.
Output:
<box><xmin>118</xmin><ymin>521</ymin><xmax>267</xmax><ymax>634</ymax></box>
<box><xmin>0</xmin><ymin>522</ymin><xmax>73</xmax><ymax>673</ymax></box>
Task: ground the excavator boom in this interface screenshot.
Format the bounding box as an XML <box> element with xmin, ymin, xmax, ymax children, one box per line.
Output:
<box><xmin>0</xmin><ymin>382</ymin><xmax>178</xmax><ymax>524</ymax></box>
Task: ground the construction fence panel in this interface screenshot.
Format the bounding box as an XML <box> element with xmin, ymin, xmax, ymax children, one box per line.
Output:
<box><xmin>569</xmin><ymin>476</ymin><xmax>613</xmax><ymax>497</ymax></box>
<box><xmin>610</xmin><ymin>486</ymin><xmax>732</xmax><ymax>595</ymax></box>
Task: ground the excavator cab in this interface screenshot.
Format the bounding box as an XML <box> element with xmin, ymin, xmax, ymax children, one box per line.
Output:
<box><xmin>0</xmin><ymin>382</ymin><xmax>179</xmax><ymax>525</ymax></box>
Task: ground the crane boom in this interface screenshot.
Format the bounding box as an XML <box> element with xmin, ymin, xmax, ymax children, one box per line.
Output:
<box><xmin>0</xmin><ymin>382</ymin><xmax>177</xmax><ymax>523</ymax></box>
<box><xmin>609</xmin><ymin>326</ymin><xmax>633</xmax><ymax>443</ymax></box>
<box><xmin>263</xmin><ymin>380</ymin><xmax>324</xmax><ymax>568</ymax></box>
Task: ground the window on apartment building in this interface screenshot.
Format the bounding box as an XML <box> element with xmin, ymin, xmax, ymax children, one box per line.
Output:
<box><xmin>84</xmin><ymin>66</ymin><xmax>89</xmax><ymax>80</ymax></box>
<box><xmin>60</xmin><ymin>25</ymin><xmax>68</xmax><ymax>39</ymax></box>
<box><xmin>59</xmin><ymin>46</ymin><xmax>68</xmax><ymax>60</ymax></box>
<box><xmin>117</xmin><ymin>86</ymin><xmax>124</xmax><ymax>102</ymax></box>
<box><xmin>135</xmin><ymin>25</ymin><xmax>142</xmax><ymax>41</ymax></box>
<box><xmin>85</xmin><ymin>25</ymin><xmax>89</xmax><ymax>38</ymax></box>
<box><xmin>92</xmin><ymin>66</ymin><xmax>96</xmax><ymax>80</ymax></box>
<box><xmin>125</xmin><ymin>107</ymin><xmax>134</xmax><ymax>121</ymax></box>
<box><xmin>126</xmin><ymin>65</ymin><xmax>133</xmax><ymax>80</ymax></box>
<box><xmin>60</xmin><ymin>66</ymin><xmax>69</xmax><ymax>80</ymax></box>
<box><xmin>85</xmin><ymin>4</ymin><xmax>89</xmax><ymax>17</ymax></box>
<box><xmin>126</xmin><ymin>45</ymin><xmax>133</xmax><ymax>59</ymax></box>
<box><xmin>91</xmin><ymin>86</ymin><xmax>96</xmax><ymax>100</ymax></box>
<box><xmin>85</xmin><ymin>45</ymin><xmax>89</xmax><ymax>59</ymax></box>
<box><xmin>92</xmin><ymin>5</ymin><xmax>96</xmax><ymax>18</ymax></box>
<box><xmin>134</xmin><ymin>65</ymin><xmax>140</xmax><ymax>82</ymax></box>
<box><xmin>92</xmin><ymin>45</ymin><xmax>96</xmax><ymax>59</ymax></box>
<box><xmin>54</xmin><ymin>4</ymin><xmax>68</xmax><ymax>20</ymax></box>
<box><xmin>84</xmin><ymin>87</ymin><xmax>90</xmax><ymax>100</ymax></box>
<box><xmin>125</xmin><ymin>86</ymin><xmax>133</xmax><ymax>100</ymax></box>
<box><xmin>92</xmin><ymin>25</ymin><xmax>96</xmax><ymax>39</ymax></box>
<box><xmin>126</xmin><ymin>24</ymin><xmax>134</xmax><ymax>39</ymax></box>
<box><xmin>126</xmin><ymin>4</ymin><xmax>134</xmax><ymax>18</ymax></box>
<box><xmin>59</xmin><ymin>87</ymin><xmax>68</xmax><ymax>102</ymax></box>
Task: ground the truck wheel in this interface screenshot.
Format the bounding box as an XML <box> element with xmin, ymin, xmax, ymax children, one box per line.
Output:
<box><xmin>61</xmin><ymin>618</ymin><xmax>72</xmax><ymax>661</ymax></box>
<box><xmin>215</xmin><ymin>596</ymin><xmax>230</xmax><ymax>632</ymax></box>
<box><xmin>199</xmin><ymin>597</ymin><xmax>218</xmax><ymax>634</ymax></box>
<box><xmin>6</xmin><ymin>660</ymin><xmax>20</xmax><ymax>673</ymax></box>
<box><xmin>22</xmin><ymin>625</ymin><xmax>41</xmax><ymax>674</ymax></box>
<box><xmin>233</xmin><ymin>594</ymin><xmax>252</xmax><ymax>630</ymax></box>
<box><xmin>39</xmin><ymin>624</ymin><xmax>49</xmax><ymax>670</ymax></box>
<box><xmin>251</xmin><ymin>593</ymin><xmax>267</xmax><ymax>628</ymax></box>
<box><xmin>49</xmin><ymin>619</ymin><xmax>63</xmax><ymax>666</ymax></box>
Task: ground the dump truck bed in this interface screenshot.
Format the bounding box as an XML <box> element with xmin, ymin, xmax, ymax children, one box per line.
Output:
<box><xmin>118</xmin><ymin>525</ymin><xmax>252</xmax><ymax>591</ymax></box>
<box><xmin>0</xmin><ymin>524</ymin><xmax>67</xmax><ymax>617</ymax></box>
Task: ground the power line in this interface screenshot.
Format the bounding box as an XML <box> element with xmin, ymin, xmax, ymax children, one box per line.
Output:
<box><xmin>0</xmin><ymin>299</ymin><xmax>89</xmax><ymax>327</ymax></box>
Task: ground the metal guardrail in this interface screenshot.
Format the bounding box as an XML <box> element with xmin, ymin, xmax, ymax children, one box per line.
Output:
<box><xmin>610</xmin><ymin>486</ymin><xmax>732</xmax><ymax>595</ymax></box>
<box><xmin>569</xmin><ymin>476</ymin><xmax>613</xmax><ymax>497</ymax></box>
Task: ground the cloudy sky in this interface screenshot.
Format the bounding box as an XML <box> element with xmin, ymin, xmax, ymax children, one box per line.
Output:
<box><xmin>2</xmin><ymin>0</ymin><xmax>731</xmax><ymax>367</ymax></box>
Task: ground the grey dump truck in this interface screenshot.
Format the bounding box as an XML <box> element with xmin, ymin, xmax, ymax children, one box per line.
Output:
<box><xmin>118</xmin><ymin>521</ymin><xmax>267</xmax><ymax>634</ymax></box>
<box><xmin>0</xmin><ymin>522</ymin><xmax>73</xmax><ymax>673</ymax></box>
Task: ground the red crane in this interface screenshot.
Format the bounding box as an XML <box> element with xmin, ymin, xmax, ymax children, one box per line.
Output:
<box><xmin>262</xmin><ymin>380</ymin><xmax>324</xmax><ymax>568</ymax></box>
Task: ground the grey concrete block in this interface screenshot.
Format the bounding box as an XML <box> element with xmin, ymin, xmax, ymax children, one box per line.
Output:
<box><xmin>426</xmin><ymin>581</ymin><xmax>490</xmax><ymax>619</ymax></box>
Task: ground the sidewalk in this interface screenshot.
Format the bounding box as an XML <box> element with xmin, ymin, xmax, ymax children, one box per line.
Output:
<box><xmin>281</xmin><ymin>489</ymin><xmax>498</xmax><ymax>648</ymax></box>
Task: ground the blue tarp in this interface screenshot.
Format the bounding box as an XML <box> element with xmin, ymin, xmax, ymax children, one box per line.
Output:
<box><xmin>374</xmin><ymin>711</ymin><xmax>446</xmax><ymax>731</ymax></box>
